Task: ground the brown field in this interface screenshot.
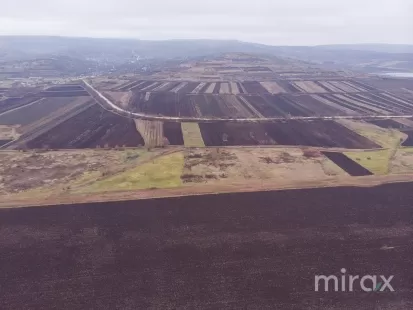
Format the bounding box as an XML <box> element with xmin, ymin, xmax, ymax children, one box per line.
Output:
<box><xmin>24</xmin><ymin>104</ymin><xmax>144</xmax><ymax>149</ymax></box>
<box><xmin>0</xmin><ymin>97</ymin><xmax>83</xmax><ymax>127</ymax></box>
<box><xmin>322</xmin><ymin>151</ymin><xmax>373</xmax><ymax>176</ymax></box>
<box><xmin>0</xmin><ymin>95</ymin><xmax>42</xmax><ymax>114</ymax></box>
<box><xmin>198</xmin><ymin>120</ymin><xmax>379</xmax><ymax>148</ymax></box>
<box><xmin>1</xmin><ymin>183</ymin><xmax>413</xmax><ymax>308</ymax></box>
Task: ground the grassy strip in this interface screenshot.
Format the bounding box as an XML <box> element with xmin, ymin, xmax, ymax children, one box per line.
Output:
<box><xmin>344</xmin><ymin>149</ymin><xmax>391</xmax><ymax>175</ymax></box>
<box><xmin>181</xmin><ymin>123</ymin><xmax>205</xmax><ymax>147</ymax></box>
<box><xmin>76</xmin><ymin>151</ymin><xmax>184</xmax><ymax>193</ymax></box>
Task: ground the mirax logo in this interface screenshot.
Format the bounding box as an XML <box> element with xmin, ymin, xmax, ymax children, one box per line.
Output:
<box><xmin>315</xmin><ymin>269</ymin><xmax>395</xmax><ymax>292</ymax></box>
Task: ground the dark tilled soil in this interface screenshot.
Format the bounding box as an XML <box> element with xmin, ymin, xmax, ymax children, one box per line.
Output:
<box><xmin>322</xmin><ymin>151</ymin><xmax>374</xmax><ymax>176</ymax></box>
<box><xmin>212</xmin><ymin>83</ymin><xmax>221</xmax><ymax>94</ymax></box>
<box><xmin>1</xmin><ymin>183</ymin><xmax>413</xmax><ymax>309</ymax></box>
<box><xmin>0</xmin><ymin>97</ymin><xmax>76</xmax><ymax>126</ymax></box>
<box><xmin>263</xmin><ymin>120</ymin><xmax>380</xmax><ymax>149</ymax></box>
<box><xmin>241</xmin><ymin>95</ymin><xmax>283</xmax><ymax>117</ymax></box>
<box><xmin>46</xmin><ymin>85</ymin><xmax>84</xmax><ymax>92</ymax></box>
<box><xmin>131</xmin><ymin>92</ymin><xmax>178</xmax><ymax>117</ymax></box>
<box><xmin>40</xmin><ymin>91</ymin><xmax>89</xmax><ymax>97</ymax></box>
<box><xmin>241</xmin><ymin>81</ymin><xmax>269</xmax><ymax>94</ymax></box>
<box><xmin>177</xmin><ymin>82</ymin><xmax>200</xmax><ymax>94</ymax></box>
<box><xmin>0</xmin><ymin>96</ymin><xmax>41</xmax><ymax>114</ymax></box>
<box><xmin>367</xmin><ymin>119</ymin><xmax>410</xmax><ymax>130</ymax></box>
<box><xmin>199</xmin><ymin>122</ymin><xmax>276</xmax><ymax>146</ymax></box>
<box><xmin>0</xmin><ymin>139</ymin><xmax>12</xmax><ymax>146</ymax></box>
<box><xmin>402</xmin><ymin>130</ymin><xmax>413</xmax><ymax>146</ymax></box>
<box><xmin>163</xmin><ymin>122</ymin><xmax>184</xmax><ymax>145</ymax></box>
<box><xmin>26</xmin><ymin>104</ymin><xmax>144</xmax><ymax>149</ymax></box>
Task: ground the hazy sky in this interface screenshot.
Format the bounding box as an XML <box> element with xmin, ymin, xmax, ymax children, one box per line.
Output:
<box><xmin>1</xmin><ymin>0</ymin><xmax>413</xmax><ymax>45</ymax></box>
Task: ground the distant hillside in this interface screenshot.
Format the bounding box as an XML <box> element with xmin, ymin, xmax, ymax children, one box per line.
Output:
<box><xmin>1</xmin><ymin>36</ymin><xmax>412</xmax><ymax>72</ymax></box>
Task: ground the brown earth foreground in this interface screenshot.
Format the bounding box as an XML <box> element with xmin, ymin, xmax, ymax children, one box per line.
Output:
<box><xmin>1</xmin><ymin>183</ymin><xmax>413</xmax><ymax>309</ymax></box>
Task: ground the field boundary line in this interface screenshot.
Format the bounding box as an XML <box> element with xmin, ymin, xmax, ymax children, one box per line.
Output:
<box><xmin>2</xmin><ymin>174</ymin><xmax>413</xmax><ymax>209</ymax></box>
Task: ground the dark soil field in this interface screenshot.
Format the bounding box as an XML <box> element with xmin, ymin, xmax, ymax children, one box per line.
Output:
<box><xmin>131</xmin><ymin>92</ymin><xmax>178</xmax><ymax>117</ymax></box>
<box><xmin>26</xmin><ymin>104</ymin><xmax>144</xmax><ymax>149</ymax></box>
<box><xmin>264</xmin><ymin>95</ymin><xmax>312</xmax><ymax>117</ymax></box>
<box><xmin>0</xmin><ymin>95</ymin><xmax>41</xmax><ymax>114</ymax></box>
<box><xmin>117</xmin><ymin>80</ymin><xmax>144</xmax><ymax>91</ymax></box>
<box><xmin>199</xmin><ymin>122</ymin><xmax>276</xmax><ymax>146</ymax></box>
<box><xmin>0</xmin><ymin>97</ymin><xmax>77</xmax><ymax>126</ymax></box>
<box><xmin>277</xmin><ymin>81</ymin><xmax>302</xmax><ymax>93</ymax></box>
<box><xmin>241</xmin><ymin>95</ymin><xmax>282</xmax><ymax>116</ymax></box>
<box><xmin>361</xmin><ymin>78</ymin><xmax>413</xmax><ymax>92</ymax></box>
<box><xmin>0</xmin><ymin>139</ymin><xmax>12</xmax><ymax>146</ymax></box>
<box><xmin>242</xmin><ymin>81</ymin><xmax>269</xmax><ymax>94</ymax></box>
<box><xmin>1</xmin><ymin>183</ymin><xmax>413</xmax><ymax>309</ymax></box>
<box><xmin>322</xmin><ymin>152</ymin><xmax>374</xmax><ymax>176</ymax></box>
<box><xmin>163</xmin><ymin>122</ymin><xmax>184</xmax><ymax>145</ymax></box>
<box><xmin>40</xmin><ymin>90</ymin><xmax>89</xmax><ymax>97</ymax></box>
<box><xmin>243</xmin><ymin>66</ymin><xmax>272</xmax><ymax>72</ymax></box>
<box><xmin>177</xmin><ymin>82</ymin><xmax>200</xmax><ymax>94</ymax></box>
<box><xmin>367</xmin><ymin>119</ymin><xmax>410</xmax><ymax>129</ymax></box>
<box><xmin>199</xmin><ymin>120</ymin><xmax>380</xmax><ymax>148</ymax></box>
<box><xmin>195</xmin><ymin>95</ymin><xmax>227</xmax><ymax>117</ymax></box>
<box><xmin>212</xmin><ymin>83</ymin><xmax>221</xmax><ymax>94</ymax></box>
<box><xmin>263</xmin><ymin>120</ymin><xmax>380</xmax><ymax>149</ymax></box>
<box><xmin>401</xmin><ymin>130</ymin><xmax>413</xmax><ymax>147</ymax></box>
<box><xmin>46</xmin><ymin>85</ymin><xmax>84</xmax><ymax>91</ymax></box>
<box><xmin>291</xmin><ymin>94</ymin><xmax>343</xmax><ymax>116</ymax></box>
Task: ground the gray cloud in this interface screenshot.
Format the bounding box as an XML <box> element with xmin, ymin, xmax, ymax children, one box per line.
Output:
<box><xmin>1</xmin><ymin>0</ymin><xmax>412</xmax><ymax>45</ymax></box>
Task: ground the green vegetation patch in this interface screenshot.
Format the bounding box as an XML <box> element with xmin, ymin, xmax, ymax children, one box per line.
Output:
<box><xmin>79</xmin><ymin>151</ymin><xmax>184</xmax><ymax>193</ymax></box>
<box><xmin>181</xmin><ymin>123</ymin><xmax>205</xmax><ymax>147</ymax></box>
<box><xmin>344</xmin><ymin>149</ymin><xmax>391</xmax><ymax>175</ymax></box>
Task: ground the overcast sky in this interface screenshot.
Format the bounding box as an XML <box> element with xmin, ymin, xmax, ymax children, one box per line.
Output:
<box><xmin>1</xmin><ymin>0</ymin><xmax>413</xmax><ymax>45</ymax></box>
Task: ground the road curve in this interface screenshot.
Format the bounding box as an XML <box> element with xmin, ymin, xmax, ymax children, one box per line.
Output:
<box><xmin>81</xmin><ymin>79</ymin><xmax>413</xmax><ymax>123</ymax></box>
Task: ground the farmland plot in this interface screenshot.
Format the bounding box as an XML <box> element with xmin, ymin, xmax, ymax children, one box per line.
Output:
<box><xmin>242</xmin><ymin>82</ymin><xmax>269</xmax><ymax>94</ymax></box>
<box><xmin>199</xmin><ymin>122</ymin><xmax>276</xmax><ymax>146</ymax></box>
<box><xmin>317</xmin><ymin>81</ymin><xmax>344</xmax><ymax>92</ymax></box>
<box><xmin>2</xmin><ymin>184</ymin><xmax>413</xmax><ymax>309</ymax></box>
<box><xmin>0</xmin><ymin>95</ymin><xmax>41</xmax><ymax>114</ymax></box>
<box><xmin>131</xmin><ymin>92</ymin><xmax>178</xmax><ymax>117</ymax></box>
<box><xmin>46</xmin><ymin>85</ymin><xmax>84</xmax><ymax>91</ymax></box>
<box><xmin>26</xmin><ymin>104</ymin><xmax>144</xmax><ymax>149</ymax></box>
<box><xmin>332</xmin><ymin>94</ymin><xmax>393</xmax><ymax>115</ymax></box>
<box><xmin>177</xmin><ymin>82</ymin><xmax>200</xmax><ymax>94</ymax></box>
<box><xmin>260</xmin><ymin>82</ymin><xmax>286</xmax><ymax>94</ymax></box>
<box><xmin>221</xmin><ymin>95</ymin><xmax>256</xmax><ymax>118</ymax></box>
<box><xmin>135</xmin><ymin>119</ymin><xmax>164</xmax><ymax>147</ymax></box>
<box><xmin>0</xmin><ymin>97</ymin><xmax>77</xmax><ymax>126</ymax></box>
<box><xmin>264</xmin><ymin>95</ymin><xmax>312</xmax><ymax>117</ymax></box>
<box><xmin>322</xmin><ymin>152</ymin><xmax>373</xmax><ymax>176</ymax></box>
<box><xmin>263</xmin><ymin>120</ymin><xmax>380</xmax><ymax>149</ymax></box>
<box><xmin>292</xmin><ymin>95</ymin><xmax>343</xmax><ymax>116</ymax></box>
<box><xmin>40</xmin><ymin>90</ymin><xmax>89</xmax><ymax>97</ymax></box>
<box><xmin>181</xmin><ymin>122</ymin><xmax>205</xmax><ymax>147</ymax></box>
<box><xmin>276</xmin><ymin>81</ymin><xmax>302</xmax><ymax>93</ymax></box>
<box><xmin>292</xmin><ymin>81</ymin><xmax>327</xmax><ymax>93</ymax></box>
<box><xmin>163</xmin><ymin>122</ymin><xmax>184</xmax><ymax>145</ymax></box>
<box><xmin>191</xmin><ymin>83</ymin><xmax>206</xmax><ymax>94</ymax></box>
<box><xmin>240</xmin><ymin>95</ymin><xmax>283</xmax><ymax>117</ymax></box>
<box><xmin>183</xmin><ymin>147</ymin><xmax>346</xmax><ymax>185</ymax></box>
<box><xmin>219</xmin><ymin>83</ymin><xmax>230</xmax><ymax>94</ymax></box>
<box><xmin>204</xmin><ymin>83</ymin><xmax>216</xmax><ymax>94</ymax></box>
<box><xmin>349</xmin><ymin>93</ymin><xmax>413</xmax><ymax>114</ymax></box>
<box><xmin>229</xmin><ymin>82</ymin><xmax>240</xmax><ymax>94</ymax></box>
